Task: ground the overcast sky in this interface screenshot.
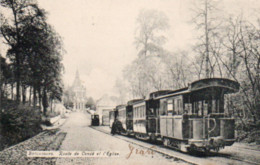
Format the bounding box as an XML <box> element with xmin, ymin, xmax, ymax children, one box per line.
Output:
<box><xmin>36</xmin><ymin>0</ymin><xmax>195</xmax><ymax>100</ymax></box>
<box><xmin>1</xmin><ymin>0</ymin><xmax>259</xmax><ymax>100</ymax></box>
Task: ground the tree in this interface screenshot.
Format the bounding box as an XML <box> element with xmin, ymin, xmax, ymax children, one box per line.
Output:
<box><xmin>31</xmin><ymin>25</ymin><xmax>64</xmax><ymax>115</ymax></box>
<box><xmin>135</xmin><ymin>9</ymin><xmax>169</xmax><ymax>57</ymax></box>
<box><xmin>161</xmin><ymin>51</ymin><xmax>192</xmax><ymax>89</ymax></box>
<box><xmin>113</xmin><ymin>77</ymin><xmax>128</xmax><ymax>104</ymax></box>
<box><xmin>215</xmin><ymin>14</ymin><xmax>260</xmax><ymax>128</ymax></box>
<box><xmin>122</xmin><ymin>9</ymin><xmax>170</xmax><ymax>99</ymax></box>
<box><xmin>191</xmin><ymin>0</ymin><xmax>222</xmax><ymax>78</ymax></box>
<box><xmin>85</xmin><ymin>97</ymin><xmax>95</xmax><ymax>109</ymax></box>
<box><xmin>0</xmin><ymin>0</ymin><xmax>44</xmax><ymax>102</ymax></box>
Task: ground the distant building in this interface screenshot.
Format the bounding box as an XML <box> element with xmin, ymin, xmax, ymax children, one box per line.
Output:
<box><xmin>71</xmin><ymin>70</ymin><xmax>87</xmax><ymax>110</ymax></box>
<box><xmin>102</xmin><ymin>109</ymin><xmax>111</xmax><ymax>126</ymax></box>
<box><xmin>96</xmin><ymin>94</ymin><xmax>117</xmax><ymax>124</ymax></box>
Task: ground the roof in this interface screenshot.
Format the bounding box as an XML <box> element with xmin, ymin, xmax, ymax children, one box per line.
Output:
<box><xmin>155</xmin><ymin>78</ymin><xmax>240</xmax><ymax>99</ymax></box>
<box><xmin>127</xmin><ymin>99</ymin><xmax>144</xmax><ymax>105</ymax></box>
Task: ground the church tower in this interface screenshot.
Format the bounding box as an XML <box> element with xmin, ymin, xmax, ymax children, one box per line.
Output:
<box><xmin>71</xmin><ymin>70</ymin><xmax>86</xmax><ymax>110</ymax></box>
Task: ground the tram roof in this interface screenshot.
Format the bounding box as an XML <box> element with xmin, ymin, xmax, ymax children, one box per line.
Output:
<box><xmin>155</xmin><ymin>88</ymin><xmax>189</xmax><ymax>99</ymax></box>
<box><xmin>190</xmin><ymin>78</ymin><xmax>240</xmax><ymax>93</ymax></box>
<box><xmin>127</xmin><ymin>99</ymin><xmax>144</xmax><ymax>105</ymax></box>
<box><xmin>155</xmin><ymin>78</ymin><xmax>240</xmax><ymax>99</ymax></box>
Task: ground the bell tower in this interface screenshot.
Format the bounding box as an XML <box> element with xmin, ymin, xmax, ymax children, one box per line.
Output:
<box><xmin>71</xmin><ymin>70</ymin><xmax>86</xmax><ymax>111</ymax></box>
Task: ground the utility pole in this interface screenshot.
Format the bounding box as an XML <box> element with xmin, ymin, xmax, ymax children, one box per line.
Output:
<box><xmin>205</xmin><ymin>0</ymin><xmax>210</xmax><ymax>78</ymax></box>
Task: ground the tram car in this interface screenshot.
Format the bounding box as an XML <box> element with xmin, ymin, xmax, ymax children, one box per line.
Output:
<box><xmin>115</xmin><ymin>99</ymin><xmax>144</xmax><ymax>135</ymax></box>
<box><xmin>158</xmin><ymin>78</ymin><xmax>239</xmax><ymax>152</ymax></box>
<box><xmin>109</xmin><ymin>110</ymin><xmax>115</xmax><ymax>128</ymax></box>
<box><xmin>110</xmin><ymin>78</ymin><xmax>240</xmax><ymax>153</ymax></box>
<box><xmin>91</xmin><ymin>113</ymin><xmax>100</xmax><ymax>126</ymax></box>
<box><xmin>117</xmin><ymin>105</ymin><xmax>127</xmax><ymax>134</ymax></box>
<box><xmin>132</xmin><ymin>90</ymin><xmax>172</xmax><ymax>141</ymax></box>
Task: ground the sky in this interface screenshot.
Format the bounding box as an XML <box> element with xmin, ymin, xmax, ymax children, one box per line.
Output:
<box><xmin>36</xmin><ymin>0</ymin><xmax>195</xmax><ymax>100</ymax></box>
<box><xmin>1</xmin><ymin>0</ymin><xmax>259</xmax><ymax>100</ymax></box>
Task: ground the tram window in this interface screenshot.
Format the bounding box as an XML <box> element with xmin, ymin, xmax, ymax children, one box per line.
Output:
<box><xmin>149</xmin><ymin>108</ymin><xmax>154</xmax><ymax>115</ymax></box>
<box><xmin>203</xmin><ymin>100</ymin><xmax>208</xmax><ymax>115</ymax></box>
<box><xmin>198</xmin><ymin>101</ymin><xmax>203</xmax><ymax>116</ymax></box>
<box><xmin>167</xmin><ymin>99</ymin><xmax>173</xmax><ymax>115</ymax></box>
<box><xmin>176</xmin><ymin>100</ymin><xmax>178</xmax><ymax>114</ymax></box>
<box><xmin>208</xmin><ymin>100</ymin><xmax>212</xmax><ymax>114</ymax></box>
<box><xmin>167</xmin><ymin>100</ymin><xmax>173</xmax><ymax>111</ymax></box>
<box><xmin>141</xmin><ymin>106</ymin><xmax>143</xmax><ymax>117</ymax></box>
<box><xmin>219</xmin><ymin>98</ymin><xmax>224</xmax><ymax>113</ymax></box>
<box><xmin>185</xmin><ymin>103</ymin><xmax>192</xmax><ymax>114</ymax></box>
<box><xmin>212</xmin><ymin>100</ymin><xmax>216</xmax><ymax>113</ymax></box>
<box><xmin>138</xmin><ymin>107</ymin><xmax>140</xmax><ymax>118</ymax></box>
<box><xmin>177</xmin><ymin>99</ymin><xmax>182</xmax><ymax>115</ymax></box>
<box><xmin>140</xmin><ymin>106</ymin><xmax>142</xmax><ymax>117</ymax></box>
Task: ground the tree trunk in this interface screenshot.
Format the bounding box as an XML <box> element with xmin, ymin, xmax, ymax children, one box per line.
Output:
<box><xmin>22</xmin><ymin>85</ymin><xmax>26</xmax><ymax>104</ymax></box>
<box><xmin>11</xmin><ymin>83</ymin><xmax>14</xmax><ymax>100</ymax></box>
<box><xmin>42</xmin><ymin>88</ymin><xmax>48</xmax><ymax>116</ymax></box>
<box><xmin>33</xmin><ymin>85</ymin><xmax>37</xmax><ymax>108</ymax></box>
<box><xmin>11</xmin><ymin>1</ymin><xmax>21</xmax><ymax>103</ymax></box>
<box><xmin>38</xmin><ymin>87</ymin><xmax>42</xmax><ymax>111</ymax></box>
<box><xmin>29</xmin><ymin>86</ymin><xmax>32</xmax><ymax>106</ymax></box>
<box><xmin>50</xmin><ymin>99</ymin><xmax>53</xmax><ymax>112</ymax></box>
<box><xmin>15</xmin><ymin>57</ymin><xmax>21</xmax><ymax>103</ymax></box>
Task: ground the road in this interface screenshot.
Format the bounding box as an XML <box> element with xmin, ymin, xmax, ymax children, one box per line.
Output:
<box><xmin>55</xmin><ymin>111</ymin><xmax>260</xmax><ymax>165</ymax></box>
<box><xmin>56</xmin><ymin>111</ymin><xmax>187</xmax><ymax>165</ymax></box>
<box><xmin>1</xmin><ymin>110</ymin><xmax>258</xmax><ymax>164</ymax></box>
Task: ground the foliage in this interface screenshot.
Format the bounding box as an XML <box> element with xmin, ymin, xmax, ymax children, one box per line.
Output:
<box><xmin>0</xmin><ymin>0</ymin><xmax>45</xmax><ymax>102</ymax></box>
<box><xmin>0</xmin><ymin>0</ymin><xmax>64</xmax><ymax>115</ymax></box>
<box><xmin>0</xmin><ymin>100</ymin><xmax>42</xmax><ymax>150</ymax></box>
<box><xmin>85</xmin><ymin>97</ymin><xmax>96</xmax><ymax>109</ymax></box>
<box><xmin>135</xmin><ymin>9</ymin><xmax>169</xmax><ymax>57</ymax></box>
<box><xmin>190</xmin><ymin>2</ymin><xmax>260</xmax><ymax>141</ymax></box>
<box><xmin>122</xmin><ymin>9</ymin><xmax>175</xmax><ymax>99</ymax></box>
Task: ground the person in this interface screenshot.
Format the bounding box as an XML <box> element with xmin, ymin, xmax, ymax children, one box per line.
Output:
<box><xmin>111</xmin><ymin>119</ymin><xmax>117</xmax><ymax>135</ymax></box>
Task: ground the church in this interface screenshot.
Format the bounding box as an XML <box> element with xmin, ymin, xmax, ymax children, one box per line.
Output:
<box><xmin>71</xmin><ymin>70</ymin><xmax>87</xmax><ymax>110</ymax></box>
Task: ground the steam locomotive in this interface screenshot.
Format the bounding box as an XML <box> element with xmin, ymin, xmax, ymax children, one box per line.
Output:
<box><xmin>110</xmin><ymin>78</ymin><xmax>240</xmax><ymax>152</ymax></box>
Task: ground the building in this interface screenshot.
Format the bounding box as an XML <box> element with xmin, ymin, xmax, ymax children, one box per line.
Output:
<box><xmin>96</xmin><ymin>94</ymin><xmax>117</xmax><ymax>124</ymax></box>
<box><xmin>102</xmin><ymin>109</ymin><xmax>111</xmax><ymax>126</ymax></box>
<box><xmin>71</xmin><ymin>70</ymin><xmax>87</xmax><ymax>110</ymax></box>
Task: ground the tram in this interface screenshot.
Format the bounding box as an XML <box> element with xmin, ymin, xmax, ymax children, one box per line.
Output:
<box><xmin>91</xmin><ymin>113</ymin><xmax>100</xmax><ymax>126</ymax></box>
<box><xmin>110</xmin><ymin>78</ymin><xmax>240</xmax><ymax>153</ymax></box>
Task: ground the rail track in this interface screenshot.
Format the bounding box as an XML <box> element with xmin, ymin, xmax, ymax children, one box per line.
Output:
<box><xmin>90</xmin><ymin>126</ymin><xmax>260</xmax><ymax>165</ymax></box>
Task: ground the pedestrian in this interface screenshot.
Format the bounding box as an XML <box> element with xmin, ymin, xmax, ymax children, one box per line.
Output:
<box><xmin>111</xmin><ymin>119</ymin><xmax>117</xmax><ymax>135</ymax></box>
